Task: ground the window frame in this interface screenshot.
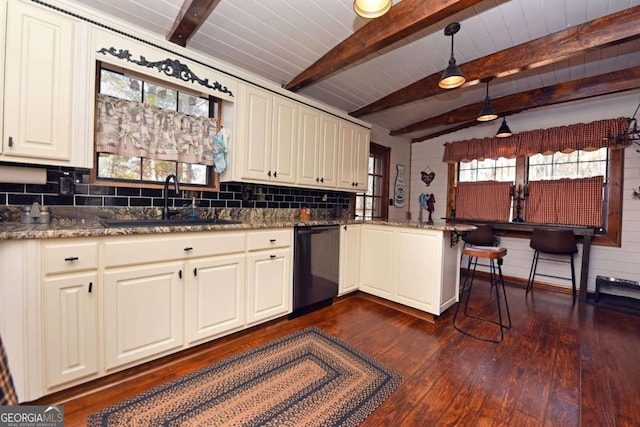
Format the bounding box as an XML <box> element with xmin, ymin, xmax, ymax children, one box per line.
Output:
<box><xmin>446</xmin><ymin>147</ymin><xmax>624</xmax><ymax>247</ymax></box>
<box><xmin>90</xmin><ymin>62</ymin><xmax>221</xmax><ymax>192</ymax></box>
<box><xmin>354</xmin><ymin>142</ymin><xmax>390</xmax><ymax>221</ymax></box>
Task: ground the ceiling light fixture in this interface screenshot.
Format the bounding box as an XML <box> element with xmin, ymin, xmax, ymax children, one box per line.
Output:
<box><xmin>438</xmin><ymin>22</ymin><xmax>465</xmax><ymax>90</ymax></box>
<box><xmin>353</xmin><ymin>0</ymin><xmax>392</xmax><ymax>19</ymax></box>
<box><xmin>495</xmin><ymin>117</ymin><xmax>513</xmax><ymax>138</ymax></box>
<box><xmin>477</xmin><ymin>79</ymin><xmax>498</xmax><ymax>122</ymax></box>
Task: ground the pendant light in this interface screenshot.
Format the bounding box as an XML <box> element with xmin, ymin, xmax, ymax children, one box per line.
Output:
<box><xmin>477</xmin><ymin>79</ymin><xmax>498</xmax><ymax>122</ymax></box>
<box><xmin>438</xmin><ymin>22</ymin><xmax>465</xmax><ymax>90</ymax></box>
<box><xmin>353</xmin><ymin>0</ymin><xmax>392</xmax><ymax>18</ymax></box>
<box><xmin>495</xmin><ymin>117</ymin><xmax>513</xmax><ymax>138</ymax></box>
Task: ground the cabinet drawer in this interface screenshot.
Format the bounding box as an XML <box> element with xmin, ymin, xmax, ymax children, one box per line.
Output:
<box><xmin>43</xmin><ymin>240</ymin><xmax>98</xmax><ymax>274</ymax></box>
<box><xmin>247</xmin><ymin>229</ymin><xmax>292</xmax><ymax>251</ymax></box>
<box><xmin>104</xmin><ymin>231</ymin><xmax>246</xmax><ymax>267</ymax></box>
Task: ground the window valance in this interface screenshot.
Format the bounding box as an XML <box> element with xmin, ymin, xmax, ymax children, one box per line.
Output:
<box><xmin>443</xmin><ymin>117</ymin><xmax>630</xmax><ymax>163</ymax></box>
<box><xmin>96</xmin><ymin>93</ymin><xmax>221</xmax><ymax>166</ymax></box>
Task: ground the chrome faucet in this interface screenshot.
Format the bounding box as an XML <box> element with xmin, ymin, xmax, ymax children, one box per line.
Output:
<box><xmin>162</xmin><ymin>174</ymin><xmax>181</xmax><ymax>220</ymax></box>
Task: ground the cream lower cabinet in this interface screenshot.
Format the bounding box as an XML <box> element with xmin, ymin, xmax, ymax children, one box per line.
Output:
<box><xmin>359</xmin><ymin>225</ymin><xmax>460</xmax><ymax>315</ymax></box>
<box><xmin>103</xmin><ymin>262</ymin><xmax>184</xmax><ymax>371</ymax></box>
<box><xmin>246</xmin><ymin>229</ymin><xmax>293</xmax><ymax>325</ymax></box>
<box><xmin>185</xmin><ymin>254</ymin><xmax>245</xmax><ymax>344</ymax></box>
<box><xmin>42</xmin><ymin>239</ymin><xmax>99</xmax><ymax>390</ymax></box>
<box><xmin>339</xmin><ymin>224</ymin><xmax>361</xmax><ymax>295</ymax></box>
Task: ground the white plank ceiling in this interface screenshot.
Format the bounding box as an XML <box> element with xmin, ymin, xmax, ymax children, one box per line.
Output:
<box><xmin>67</xmin><ymin>0</ymin><xmax>640</xmax><ymax>140</ymax></box>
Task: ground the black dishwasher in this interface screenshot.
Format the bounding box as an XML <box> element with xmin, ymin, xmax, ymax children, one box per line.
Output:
<box><xmin>290</xmin><ymin>225</ymin><xmax>340</xmax><ymax>318</ymax></box>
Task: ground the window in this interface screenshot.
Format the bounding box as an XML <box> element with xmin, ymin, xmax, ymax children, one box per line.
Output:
<box><xmin>355</xmin><ymin>143</ymin><xmax>390</xmax><ymax>220</ymax></box>
<box><xmin>458</xmin><ymin>158</ymin><xmax>516</xmax><ymax>182</ymax></box>
<box><xmin>94</xmin><ymin>64</ymin><xmax>221</xmax><ymax>189</ymax></box>
<box><xmin>528</xmin><ymin>148</ymin><xmax>607</xmax><ymax>181</ymax></box>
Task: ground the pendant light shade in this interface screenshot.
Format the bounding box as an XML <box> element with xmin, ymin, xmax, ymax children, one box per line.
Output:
<box><xmin>495</xmin><ymin>117</ymin><xmax>513</xmax><ymax>138</ymax></box>
<box><xmin>477</xmin><ymin>80</ymin><xmax>498</xmax><ymax>122</ymax></box>
<box><xmin>353</xmin><ymin>0</ymin><xmax>392</xmax><ymax>18</ymax></box>
<box><xmin>439</xmin><ymin>23</ymin><xmax>465</xmax><ymax>90</ymax></box>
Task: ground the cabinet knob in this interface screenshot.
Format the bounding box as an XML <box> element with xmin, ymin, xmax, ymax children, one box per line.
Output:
<box><xmin>316</xmin><ymin>177</ymin><xmax>320</xmax><ymax>182</ymax></box>
<box><xmin>88</xmin><ymin>282</ymin><xmax>93</xmax><ymax>293</ymax></box>
<box><xmin>193</xmin><ymin>268</ymin><xmax>197</xmax><ymax>277</ymax></box>
<box><xmin>267</xmin><ymin>170</ymin><xmax>272</xmax><ymax>177</ymax></box>
<box><xmin>320</xmin><ymin>177</ymin><xmax>324</xmax><ymax>183</ymax></box>
<box><xmin>179</xmin><ymin>270</ymin><xmax>182</xmax><ymax>279</ymax></box>
<box><xmin>273</xmin><ymin>171</ymin><xmax>277</xmax><ymax>178</ymax></box>
<box><xmin>8</xmin><ymin>136</ymin><xmax>13</xmax><ymax>147</ymax></box>
<box><xmin>64</xmin><ymin>256</ymin><xmax>79</xmax><ymax>262</ymax></box>
<box><xmin>344</xmin><ymin>225</ymin><xmax>347</xmax><ymax>230</ymax></box>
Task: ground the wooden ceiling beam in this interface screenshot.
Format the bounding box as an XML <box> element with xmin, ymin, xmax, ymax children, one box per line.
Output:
<box><xmin>402</xmin><ymin>66</ymin><xmax>640</xmax><ymax>141</ymax></box>
<box><xmin>283</xmin><ymin>0</ymin><xmax>483</xmax><ymax>92</ymax></box>
<box><xmin>352</xmin><ymin>5</ymin><xmax>640</xmax><ymax>118</ymax></box>
<box><xmin>167</xmin><ymin>0</ymin><xmax>222</xmax><ymax>47</ymax></box>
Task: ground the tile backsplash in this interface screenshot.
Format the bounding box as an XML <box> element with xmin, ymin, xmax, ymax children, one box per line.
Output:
<box><xmin>0</xmin><ymin>164</ymin><xmax>352</xmax><ymax>212</ymax></box>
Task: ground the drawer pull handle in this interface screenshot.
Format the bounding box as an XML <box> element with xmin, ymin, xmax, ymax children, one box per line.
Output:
<box><xmin>269</xmin><ymin>239</ymin><xmax>276</xmax><ymax>243</ymax></box>
<box><xmin>8</xmin><ymin>136</ymin><xmax>13</xmax><ymax>147</ymax></box>
<box><xmin>64</xmin><ymin>256</ymin><xmax>79</xmax><ymax>262</ymax></box>
<box><xmin>88</xmin><ymin>282</ymin><xmax>93</xmax><ymax>293</ymax></box>
<box><xmin>193</xmin><ymin>268</ymin><xmax>197</xmax><ymax>277</ymax></box>
<box><xmin>270</xmin><ymin>254</ymin><xmax>276</xmax><ymax>259</ymax></box>
<box><xmin>179</xmin><ymin>270</ymin><xmax>182</xmax><ymax>279</ymax></box>
<box><xmin>184</xmin><ymin>247</ymin><xmax>193</xmax><ymax>251</ymax></box>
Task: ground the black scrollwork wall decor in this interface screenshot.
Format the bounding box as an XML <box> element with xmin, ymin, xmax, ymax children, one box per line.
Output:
<box><xmin>97</xmin><ymin>47</ymin><xmax>234</xmax><ymax>98</ymax></box>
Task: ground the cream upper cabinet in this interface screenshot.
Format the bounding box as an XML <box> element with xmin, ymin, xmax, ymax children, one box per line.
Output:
<box><xmin>1</xmin><ymin>0</ymin><xmax>93</xmax><ymax>167</ymax></box>
<box><xmin>297</xmin><ymin>107</ymin><xmax>339</xmax><ymax>189</ymax></box>
<box><xmin>234</xmin><ymin>84</ymin><xmax>296</xmax><ymax>184</ymax></box>
<box><xmin>338</xmin><ymin>122</ymin><xmax>370</xmax><ymax>191</ymax></box>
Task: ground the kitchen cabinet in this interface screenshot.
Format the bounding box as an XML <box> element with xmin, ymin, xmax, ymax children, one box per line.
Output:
<box><xmin>102</xmin><ymin>231</ymin><xmax>247</xmax><ymax>370</ymax></box>
<box><xmin>359</xmin><ymin>225</ymin><xmax>395</xmax><ymax>299</ymax></box>
<box><xmin>338</xmin><ymin>122</ymin><xmax>370</xmax><ymax>191</ymax></box>
<box><xmin>1</xmin><ymin>0</ymin><xmax>93</xmax><ymax>167</ymax></box>
<box><xmin>246</xmin><ymin>229</ymin><xmax>293</xmax><ymax>325</ymax></box>
<box><xmin>297</xmin><ymin>107</ymin><xmax>339</xmax><ymax>189</ymax></box>
<box><xmin>339</xmin><ymin>224</ymin><xmax>361</xmax><ymax>295</ymax></box>
<box><xmin>42</xmin><ymin>240</ymin><xmax>99</xmax><ymax>390</ymax></box>
<box><xmin>359</xmin><ymin>225</ymin><xmax>460</xmax><ymax>315</ymax></box>
<box><xmin>185</xmin><ymin>254</ymin><xmax>245</xmax><ymax>344</ymax></box>
<box><xmin>233</xmin><ymin>84</ymin><xmax>297</xmax><ymax>184</ymax></box>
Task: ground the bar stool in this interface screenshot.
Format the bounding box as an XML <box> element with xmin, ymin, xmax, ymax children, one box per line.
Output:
<box><xmin>453</xmin><ymin>245</ymin><xmax>512</xmax><ymax>343</ymax></box>
<box><xmin>526</xmin><ymin>228</ymin><xmax>578</xmax><ymax>303</ymax></box>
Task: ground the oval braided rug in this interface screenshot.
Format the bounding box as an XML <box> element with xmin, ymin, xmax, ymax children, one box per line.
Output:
<box><xmin>88</xmin><ymin>327</ymin><xmax>402</xmax><ymax>426</ymax></box>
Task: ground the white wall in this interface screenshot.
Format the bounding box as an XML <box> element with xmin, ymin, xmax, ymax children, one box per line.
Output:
<box><xmin>409</xmin><ymin>90</ymin><xmax>640</xmax><ymax>293</ymax></box>
<box><xmin>370</xmin><ymin>125</ymin><xmax>412</xmax><ymax>222</ymax></box>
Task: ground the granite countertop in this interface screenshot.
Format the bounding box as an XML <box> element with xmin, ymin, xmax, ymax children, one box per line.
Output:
<box><xmin>0</xmin><ymin>218</ymin><xmax>475</xmax><ymax>240</ymax></box>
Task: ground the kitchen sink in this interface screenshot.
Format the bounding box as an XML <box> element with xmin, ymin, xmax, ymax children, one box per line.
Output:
<box><xmin>100</xmin><ymin>218</ymin><xmax>242</xmax><ymax>228</ymax></box>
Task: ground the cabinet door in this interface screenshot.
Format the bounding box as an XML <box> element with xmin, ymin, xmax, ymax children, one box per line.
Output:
<box><xmin>339</xmin><ymin>225</ymin><xmax>361</xmax><ymax>295</ymax></box>
<box><xmin>3</xmin><ymin>1</ymin><xmax>75</xmax><ymax>162</ymax></box>
<box><xmin>247</xmin><ymin>247</ymin><xmax>292</xmax><ymax>325</ymax></box>
<box><xmin>318</xmin><ymin>114</ymin><xmax>340</xmax><ymax>188</ymax></box>
<box><xmin>103</xmin><ymin>262</ymin><xmax>184</xmax><ymax>370</ymax></box>
<box><xmin>353</xmin><ymin>127</ymin><xmax>370</xmax><ymax>191</ymax></box>
<box><xmin>297</xmin><ymin>105</ymin><xmax>321</xmax><ymax>187</ymax></box>
<box><xmin>359</xmin><ymin>226</ymin><xmax>395</xmax><ymax>298</ymax></box>
<box><xmin>240</xmin><ymin>85</ymin><xmax>273</xmax><ymax>181</ymax></box>
<box><xmin>337</xmin><ymin>123</ymin><xmax>356</xmax><ymax>189</ymax></box>
<box><xmin>394</xmin><ymin>230</ymin><xmax>441</xmax><ymax>312</ymax></box>
<box><xmin>186</xmin><ymin>254</ymin><xmax>246</xmax><ymax>344</ymax></box>
<box><xmin>43</xmin><ymin>273</ymin><xmax>98</xmax><ymax>388</ymax></box>
<box><xmin>271</xmin><ymin>97</ymin><xmax>297</xmax><ymax>183</ymax></box>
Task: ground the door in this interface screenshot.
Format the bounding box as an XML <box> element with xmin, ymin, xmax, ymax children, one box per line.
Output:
<box><xmin>240</xmin><ymin>85</ymin><xmax>273</xmax><ymax>181</ymax></box>
<box><xmin>246</xmin><ymin>248</ymin><xmax>291</xmax><ymax>325</ymax></box>
<box><xmin>271</xmin><ymin>96</ymin><xmax>297</xmax><ymax>183</ymax></box>
<box><xmin>186</xmin><ymin>254</ymin><xmax>245</xmax><ymax>344</ymax></box>
<box><xmin>103</xmin><ymin>262</ymin><xmax>184</xmax><ymax>370</ymax></box>
<box><xmin>43</xmin><ymin>273</ymin><xmax>98</xmax><ymax>388</ymax></box>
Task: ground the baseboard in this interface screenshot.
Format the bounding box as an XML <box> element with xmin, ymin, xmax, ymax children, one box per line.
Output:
<box><xmin>461</xmin><ymin>268</ymin><xmax>576</xmax><ymax>296</ymax></box>
<box><xmin>354</xmin><ymin>292</ymin><xmax>436</xmax><ymax>324</ymax></box>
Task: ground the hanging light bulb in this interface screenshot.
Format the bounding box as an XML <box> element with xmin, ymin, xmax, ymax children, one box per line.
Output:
<box><xmin>477</xmin><ymin>80</ymin><xmax>498</xmax><ymax>122</ymax></box>
<box><xmin>353</xmin><ymin>0</ymin><xmax>392</xmax><ymax>18</ymax></box>
<box><xmin>439</xmin><ymin>22</ymin><xmax>465</xmax><ymax>90</ymax></box>
<box><xmin>495</xmin><ymin>117</ymin><xmax>513</xmax><ymax>138</ymax></box>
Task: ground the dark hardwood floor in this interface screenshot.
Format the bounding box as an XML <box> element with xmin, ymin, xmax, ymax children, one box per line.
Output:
<box><xmin>32</xmin><ymin>280</ymin><xmax>640</xmax><ymax>426</ymax></box>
